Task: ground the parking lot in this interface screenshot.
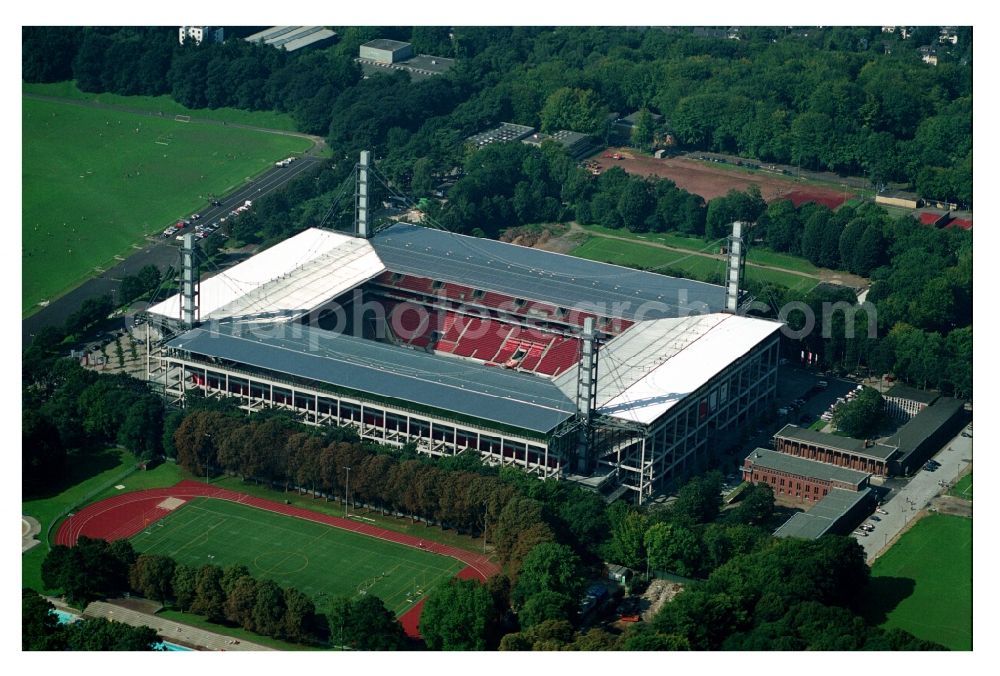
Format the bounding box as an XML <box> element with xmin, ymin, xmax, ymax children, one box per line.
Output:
<box><xmin>853</xmin><ymin>427</ymin><xmax>973</xmax><ymax>562</ymax></box>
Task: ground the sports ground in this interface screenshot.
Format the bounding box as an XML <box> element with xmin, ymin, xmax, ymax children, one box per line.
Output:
<box><xmin>55</xmin><ymin>480</ymin><xmax>498</xmax><ymax>637</ymax></box>
<box><xmin>862</xmin><ymin>513</ymin><xmax>972</xmax><ymax>650</ymax></box>
<box><xmin>22</xmin><ymin>96</ymin><xmax>311</xmax><ymax>311</ymax></box>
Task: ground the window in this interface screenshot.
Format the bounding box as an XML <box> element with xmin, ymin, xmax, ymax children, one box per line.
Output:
<box><xmin>472</xmin><ymin>289</ymin><xmax>484</xmax><ymax>300</ymax></box>
<box><xmin>513</xmin><ymin>298</ymin><xmax>526</xmax><ymax>308</ymax></box>
<box><xmin>431</xmin><ymin>280</ymin><xmax>443</xmax><ymax>290</ymax></box>
<box><xmin>390</xmin><ymin>272</ymin><xmax>403</xmax><ymax>283</ymax></box>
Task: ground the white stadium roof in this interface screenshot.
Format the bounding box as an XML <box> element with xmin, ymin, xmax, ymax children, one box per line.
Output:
<box><xmin>555</xmin><ymin>313</ymin><xmax>782</xmax><ymax>425</ymax></box>
<box><xmin>148</xmin><ymin>228</ymin><xmax>384</xmax><ymax>324</ymax></box>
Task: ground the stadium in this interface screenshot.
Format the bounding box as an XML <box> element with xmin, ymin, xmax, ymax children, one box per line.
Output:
<box><xmin>146</xmin><ymin>157</ymin><xmax>782</xmax><ymax>504</ymax></box>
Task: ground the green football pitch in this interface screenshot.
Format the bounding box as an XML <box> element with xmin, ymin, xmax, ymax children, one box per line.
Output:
<box><xmin>129</xmin><ymin>498</ymin><xmax>463</xmax><ymax>617</ymax></box>
<box><xmin>22</xmin><ymin>97</ymin><xmax>312</xmax><ymax>313</ymax></box>
<box><xmin>862</xmin><ymin>513</ymin><xmax>972</xmax><ymax>650</ymax></box>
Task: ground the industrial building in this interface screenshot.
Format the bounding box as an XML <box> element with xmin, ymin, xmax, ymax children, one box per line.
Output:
<box><xmin>773</xmin><ymin>488</ymin><xmax>877</xmax><ymax>540</ymax></box>
<box><xmin>467</xmin><ymin>123</ymin><xmax>536</xmax><ymax>149</ymax></box>
<box><xmin>245</xmin><ymin>26</ymin><xmax>337</xmax><ymax>52</ymax></box>
<box><xmin>146</xmin><ymin>156</ymin><xmax>779</xmax><ymax>503</ymax></box>
<box><xmin>357</xmin><ymin>40</ymin><xmax>455</xmax><ymax>79</ymax></box>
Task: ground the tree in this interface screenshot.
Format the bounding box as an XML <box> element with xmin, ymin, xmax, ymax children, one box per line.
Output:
<box><xmin>540</xmin><ymin>87</ymin><xmax>609</xmax><ymax>135</ymax></box>
<box><xmin>64</xmin><ymin>617</ymin><xmax>159</xmax><ymax>651</ymax></box>
<box><xmin>617</xmin><ymin>179</ymin><xmax>653</xmax><ymax>232</ymax></box>
<box><xmin>518</xmin><ymin>590</ymin><xmax>576</xmax><ymax>628</ymax></box>
<box><xmin>171</xmin><ymin>563</ymin><xmax>198</xmax><ymax>611</ymax></box>
<box><xmin>728</xmin><ymin>484</ymin><xmax>775</xmax><ymax>525</ymax></box>
<box><xmin>22</xmin><ymin>589</ymin><xmax>67</xmax><ymax>651</ymax></box>
<box><xmin>420</xmin><ymin>578</ymin><xmax>500</xmax><ymax>650</ymax></box>
<box><xmin>671</xmin><ymin>471</ymin><xmax>724</xmax><ymax>524</ymax></box>
<box><xmin>605</xmin><ymin>504</ymin><xmax>647</xmax><ymax>569</ymax></box>
<box><xmin>644</xmin><ymin>522</ymin><xmax>704</xmax><ymax>578</ymax></box>
<box><xmin>283</xmin><ymin>586</ymin><xmax>321</xmax><ymax>644</ymax></box>
<box><xmin>22</xmin><ymin>409</ymin><xmax>66</xmax><ymax>495</ymax></box>
<box><xmin>224</xmin><ymin>575</ymin><xmax>259</xmax><ymax>630</ymax></box>
<box><xmin>128</xmin><ymin>554</ymin><xmax>176</xmax><ymax>605</ymax></box>
<box><xmin>630</xmin><ymin>108</ymin><xmax>656</xmax><ymax>150</ymax></box>
<box><xmin>252</xmin><ymin>579</ymin><xmax>287</xmax><ymax>638</ymax></box>
<box><xmin>511</xmin><ymin>542</ymin><xmax>584</xmax><ymax>608</ymax></box>
<box><xmin>328</xmin><ymin>595</ymin><xmax>407</xmax><ymax>650</ymax></box>
<box><xmin>117</xmin><ymin>394</ymin><xmax>164</xmax><ymax>460</ymax></box>
<box><xmin>190</xmin><ymin>565</ymin><xmax>226</xmax><ymax>622</ymax></box>
<box><xmin>620</xmin><ymin>623</ymin><xmax>690</xmax><ymax>650</ymax></box>
<box><xmin>832</xmin><ymin>387</ymin><xmax>883</xmax><ymax>438</ymax></box>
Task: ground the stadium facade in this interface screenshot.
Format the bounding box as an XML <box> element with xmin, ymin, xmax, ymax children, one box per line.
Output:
<box><xmin>149</xmin><ymin>223</ymin><xmax>781</xmax><ymax>503</ymax></box>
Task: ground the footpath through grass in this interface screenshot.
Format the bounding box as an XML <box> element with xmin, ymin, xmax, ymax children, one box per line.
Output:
<box><xmin>861</xmin><ymin>513</ymin><xmax>972</xmax><ymax>650</ymax></box>
<box><xmin>131</xmin><ymin>498</ymin><xmax>463</xmax><ymax>618</ymax></box>
<box><xmin>571</xmin><ymin>235</ymin><xmax>815</xmax><ymax>292</ymax></box>
<box><xmin>23</xmin><ymin>81</ymin><xmax>300</xmax><ymax>131</ymax></box>
<box><xmin>22</xmin><ymin>96</ymin><xmax>311</xmax><ymax>312</ymax></box>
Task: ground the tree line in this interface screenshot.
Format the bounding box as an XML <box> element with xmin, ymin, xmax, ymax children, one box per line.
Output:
<box><xmin>23</xmin><ymin>26</ymin><xmax>972</xmax><ymax>206</ymax></box>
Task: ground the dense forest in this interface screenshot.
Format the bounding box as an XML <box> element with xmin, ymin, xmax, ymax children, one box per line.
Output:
<box><xmin>23</xmin><ymin>25</ymin><xmax>972</xmax><ymax>205</ymax></box>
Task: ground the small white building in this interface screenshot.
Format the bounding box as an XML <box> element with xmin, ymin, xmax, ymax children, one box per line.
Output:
<box><xmin>179</xmin><ymin>26</ymin><xmax>224</xmax><ymax>46</ymax></box>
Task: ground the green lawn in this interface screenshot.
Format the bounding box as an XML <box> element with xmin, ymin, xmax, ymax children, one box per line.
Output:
<box><xmin>210</xmin><ymin>476</ymin><xmax>486</xmax><ymax>554</ymax></box>
<box><xmin>22</xmin><ymin>96</ymin><xmax>311</xmax><ymax>313</ymax></box>
<box><xmin>155</xmin><ymin>609</ymin><xmax>322</xmax><ymax>651</ymax></box>
<box><xmin>22</xmin><ymin>450</ymin><xmax>186</xmax><ymax>592</ymax></box>
<box><xmin>861</xmin><ymin>513</ymin><xmax>972</xmax><ymax>650</ymax></box>
<box><xmin>23</xmin><ymin>81</ymin><xmax>300</xmax><ymax>131</ymax></box>
<box><xmin>570</xmin><ymin>236</ymin><xmax>815</xmax><ymax>292</ymax></box>
<box><xmin>130</xmin><ymin>498</ymin><xmax>463</xmax><ymax>618</ymax></box>
<box><xmin>949</xmin><ymin>473</ymin><xmax>973</xmax><ymax>500</ymax></box>
<box><xmin>578</xmin><ymin>224</ymin><xmax>821</xmax><ymax>275</ymax></box>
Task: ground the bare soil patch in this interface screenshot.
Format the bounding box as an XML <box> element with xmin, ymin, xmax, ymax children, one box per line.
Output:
<box><xmin>596</xmin><ymin>149</ymin><xmax>852</xmax><ymax>207</ymax></box>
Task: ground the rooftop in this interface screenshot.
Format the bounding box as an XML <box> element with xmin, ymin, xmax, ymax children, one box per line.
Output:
<box><xmin>166</xmin><ymin>322</ymin><xmax>576</xmax><ymax>434</ymax></box>
<box><xmin>884</xmin><ymin>383</ymin><xmax>939</xmax><ymax>405</ymax></box>
<box><xmin>886</xmin><ymin>397</ymin><xmax>966</xmax><ymax>458</ymax></box>
<box><xmin>361</xmin><ymin>39</ymin><xmax>411</xmax><ymax>51</ymax></box>
<box><xmin>370</xmin><ymin>223</ymin><xmax>725</xmax><ymax>321</ymax></box>
<box><xmin>403</xmin><ymin>54</ymin><xmax>455</xmax><ymax>74</ymax></box>
<box><xmin>774</xmin><ymin>488</ymin><xmax>875</xmax><ymax>539</ymax></box>
<box><xmin>245</xmin><ymin>26</ymin><xmax>336</xmax><ymax>52</ymax></box>
<box><xmin>775</xmin><ymin>424</ymin><xmax>899</xmax><ymax>461</ymax></box>
<box><xmin>554</xmin><ymin>314</ymin><xmax>782</xmax><ymax>425</ymax></box>
<box><xmin>467</xmin><ymin>123</ymin><xmax>536</xmax><ymax>147</ymax></box>
<box><xmin>745</xmin><ymin>448</ymin><xmax>870</xmax><ymax>488</ymax></box>
<box><xmin>149</xmin><ymin>229</ymin><xmax>384</xmax><ymax>324</ymax></box>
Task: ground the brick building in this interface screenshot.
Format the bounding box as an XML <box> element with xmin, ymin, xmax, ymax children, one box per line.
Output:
<box><xmin>742</xmin><ymin>448</ymin><xmax>871</xmax><ymax>503</ymax></box>
<box><xmin>772</xmin><ymin>425</ymin><xmax>899</xmax><ymax>476</ymax></box>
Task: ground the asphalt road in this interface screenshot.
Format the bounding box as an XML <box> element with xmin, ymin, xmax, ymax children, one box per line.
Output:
<box><xmin>22</xmin><ymin>154</ymin><xmax>324</xmax><ymax>346</ymax></box>
<box><xmin>855</xmin><ymin>428</ymin><xmax>973</xmax><ymax>563</ymax></box>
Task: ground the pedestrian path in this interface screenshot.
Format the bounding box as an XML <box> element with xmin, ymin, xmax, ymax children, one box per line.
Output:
<box><xmin>83</xmin><ymin>600</ymin><xmax>274</xmax><ymax>651</ymax></box>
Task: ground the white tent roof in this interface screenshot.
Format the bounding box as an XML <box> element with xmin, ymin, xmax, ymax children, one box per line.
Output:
<box><xmin>555</xmin><ymin>313</ymin><xmax>782</xmax><ymax>425</ymax></box>
<box><xmin>148</xmin><ymin>228</ymin><xmax>384</xmax><ymax>324</ymax></box>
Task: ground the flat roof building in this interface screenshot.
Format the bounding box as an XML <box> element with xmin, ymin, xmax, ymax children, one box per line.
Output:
<box><xmin>884</xmin><ymin>383</ymin><xmax>939</xmax><ymax>421</ymax></box>
<box><xmin>357</xmin><ymin>40</ymin><xmax>454</xmax><ymax>80</ymax></box>
<box><xmin>359</xmin><ymin>39</ymin><xmax>414</xmax><ymax>63</ymax></box>
<box><xmin>467</xmin><ymin>123</ymin><xmax>536</xmax><ymax>149</ymax></box>
<box><xmin>773</xmin><ymin>488</ymin><xmax>877</xmax><ymax>539</ymax></box>
<box><xmin>885</xmin><ymin>397</ymin><xmax>968</xmax><ymax>475</ymax></box>
<box><xmin>773</xmin><ymin>424</ymin><xmax>899</xmax><ymax>476</ymax></box>
<box><xmin>743</xmin><ymin>448</ymin><xmax>870</xmax><ymax>503</ymax></box>
<box><xmin>245</xmin><ymin>26</ymin><xmax>337</xmax><ymax>52</ymax></box>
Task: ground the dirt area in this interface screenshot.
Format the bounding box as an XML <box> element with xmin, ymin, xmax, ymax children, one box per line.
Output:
<box><xmin>640</xmin><ymin>578</ymin><xmax>685</xmax><ymax>622</ymax></box>
<box><xmin>595</xmin><ymin>148</ymin><xmax>853</xmax><ymax>208</ymax></box>
<box><xmin>930</xmin><ymin>495</ymin><xmax>972</xmax><ymax>518</ymax></box>
<box><xmin>499</xmin><ymin>223</ymin><xmax>579</xmax><ymax>254</ymax></box>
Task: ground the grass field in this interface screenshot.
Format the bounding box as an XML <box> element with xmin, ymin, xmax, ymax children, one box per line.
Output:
<box><xmin>21</xmin><ymin>449</ymin><xmax>186</xmax><ymax>592</ymax></box>
<box><xmin>949</xmin><ymin>473</ymin><xmax>973</xmax><ymax>500</ymax></box>
<box><xmin>579</xmin><ymin>224</ymin><xmax>821</xmax><ymax>275</ymax></box>
<box><xmin>130</xmin><ymin>498</ymin><xmax>463</xmax><ymax>617</ymax></box>
<box><xmin>22</xmin><ymin>96</ymin><xmax>311</xmax><ymax>313</ymax></box>
<box><xmin>23</xmin><ymin>81</ymin><xmax>300</xmax><ymax>131</ymax></box>
<box><xmin>571</xmin><ymin>236</ymin><xmax>816</xmax><ymax>292</ymax></box>
<box><xmin>861</xmin><ymin>513</ymin><xmax>972</xmax><ymax>650</ymax></box>
<box><xmin>210</xmin><ymin>476</ymin><xmax>486</xmax><ymax>554</ymax></box>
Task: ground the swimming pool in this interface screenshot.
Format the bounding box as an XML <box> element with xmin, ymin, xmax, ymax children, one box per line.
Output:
<box><xmin>52</xmin><ymin>609</ymin><xmax>193</xmax><ymax>650</ymax></box>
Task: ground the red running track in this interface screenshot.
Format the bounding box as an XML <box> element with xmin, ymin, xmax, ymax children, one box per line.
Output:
<box><xmin>55</xmin><ymin>479</ymin><xmax>500</xmax><ymax>639</ymax></box>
